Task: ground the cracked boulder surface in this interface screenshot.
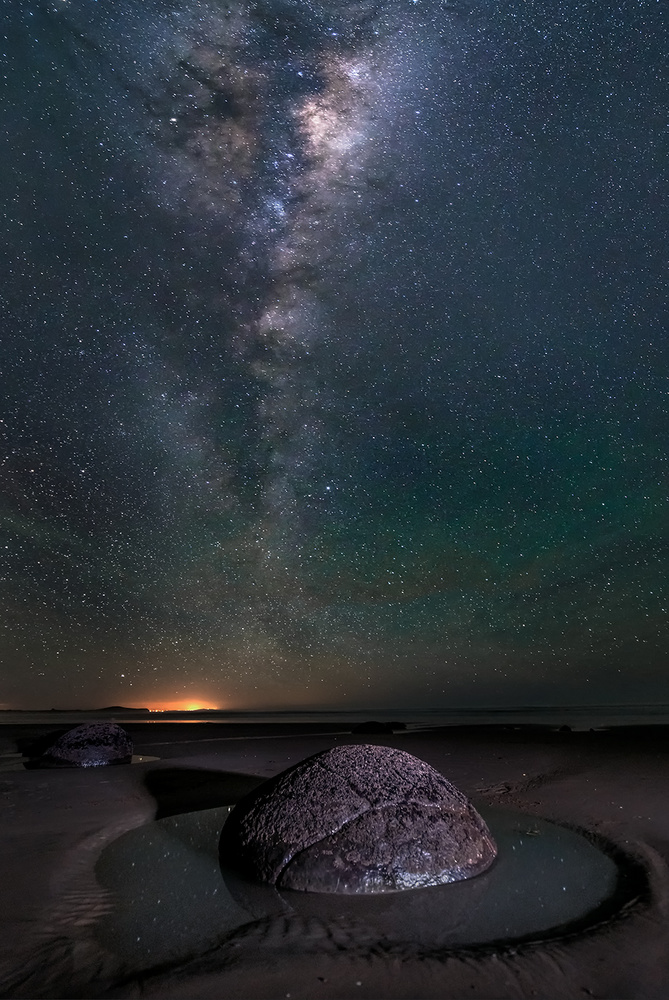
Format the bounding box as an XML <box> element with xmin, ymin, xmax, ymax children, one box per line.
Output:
<box><xmin>38</xmin><ymin>723</ymin><xmax>133</xmax><ymax>768</ymax></box>
<box><xmin>219</xmin><ymin>744</ymin><xmax>497</xmax><ymax>893</ymax></box>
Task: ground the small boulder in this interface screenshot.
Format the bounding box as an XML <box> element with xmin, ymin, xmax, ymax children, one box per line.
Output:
<box><xmin>220</xmin><ymin>744</ymin><xmax>496</xmax><ymax>893</ymax></box>
<box><xmin>39</xmin><ymin>723</ymin><xmax>133</xmax><ymax>768</ymax></box>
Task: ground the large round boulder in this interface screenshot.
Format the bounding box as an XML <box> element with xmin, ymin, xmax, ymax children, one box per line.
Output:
<box><xmin>39</xmin><ymin>722</ymin><xmax>133</xmax><ymax>767</ymax></box>
<box><xmin>220</xmin><ymin>744</ymin><xmax>496</xmax><ymax>893</ymax></box>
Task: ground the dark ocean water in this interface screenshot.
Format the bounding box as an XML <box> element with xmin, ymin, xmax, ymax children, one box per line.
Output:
<box><xmin>3</xmin><ymin>704</ymin><xmax>669</xmax><ymax>731</ymax></box>
<box><xmin>1</xmin><ymin>0</ymin><xmax>667</xmax><ymax>710</ymax></box>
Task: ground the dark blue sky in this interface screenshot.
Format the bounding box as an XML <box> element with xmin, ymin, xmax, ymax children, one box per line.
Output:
<box><xmin>1</xmin><ymin>0</ymin><xmax>667</xmax><ymax>709</ymax></box>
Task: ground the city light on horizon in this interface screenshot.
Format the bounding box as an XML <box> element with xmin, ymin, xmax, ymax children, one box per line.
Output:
<box><xmin>146</xmin><ymin>700</ymin><xmax>222</xmax><ymax>712</ymax></box>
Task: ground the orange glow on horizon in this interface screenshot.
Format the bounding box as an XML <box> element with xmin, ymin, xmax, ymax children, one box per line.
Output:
<box><xmin>146</xmin><ymin>700</ymin><xmax>221</xmax><ymax>712</ymax></box>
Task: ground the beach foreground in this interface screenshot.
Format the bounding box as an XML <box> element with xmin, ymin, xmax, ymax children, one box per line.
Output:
<box><xmin>1</xmin><ymin>722</ymin><xmax>669</xmax><ymax>999</ymax></box>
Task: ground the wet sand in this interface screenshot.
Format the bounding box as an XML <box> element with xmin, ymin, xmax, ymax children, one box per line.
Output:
<box><xmin>1</xmin><ymin>722</ymin><xmax>669</xmax><ymax>998</ymax></box>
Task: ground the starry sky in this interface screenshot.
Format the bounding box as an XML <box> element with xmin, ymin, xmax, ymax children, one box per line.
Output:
<box><xmin>1</xmin><ymin>0</ymin><xmax>667</xmax><ymax>710</ymax></box>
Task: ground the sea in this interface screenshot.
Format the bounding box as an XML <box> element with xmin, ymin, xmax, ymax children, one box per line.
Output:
<box><xmin>2</xmin><ymin>705</ymin><xmax>669</xmax><ymax>732</ymax></box>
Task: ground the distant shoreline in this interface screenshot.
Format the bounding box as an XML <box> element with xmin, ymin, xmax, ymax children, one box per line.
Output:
<box><xmin>4</xmin><ymin>702</ymin><xmax>669</xmax><ymax>715</ymax></box>
<box><xmin>3</xmin><ymin>704</ymin><xmax>669</xmax><ymax>734</ymax></box>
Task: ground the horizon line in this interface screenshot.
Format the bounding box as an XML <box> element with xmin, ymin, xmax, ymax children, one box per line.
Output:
<box><xmin>2</xmin><ymin>702</ymin><xmax>669</xmax><ymax>714</ymax></box>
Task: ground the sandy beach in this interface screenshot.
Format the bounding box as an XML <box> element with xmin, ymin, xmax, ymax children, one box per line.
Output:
<box><xmin>1</xmin><ymin>721</ymin><xmax>669</xmax><ymax>999</ymax></box>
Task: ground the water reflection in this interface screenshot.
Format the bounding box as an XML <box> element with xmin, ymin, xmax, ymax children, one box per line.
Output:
<box><xmin>94</xmin><ymin>804</ymin><xmax>619</xmax><ymax>972</ymax></box>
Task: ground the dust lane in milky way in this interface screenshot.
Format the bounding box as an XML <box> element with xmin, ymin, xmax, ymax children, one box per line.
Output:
<box><xmin>0</xmin><ymin>0</ymin><xmax>667</xmax><ymax>709</ymax></box>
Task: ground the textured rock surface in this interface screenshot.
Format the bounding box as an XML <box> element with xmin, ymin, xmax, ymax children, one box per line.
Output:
<box><xmin>39</xmin><ymin>723</ymin><xmax>133</xmax><ymax>768</ymax></box>
<box><xmin>220</xmin><ymin>744</ymin><xmax>497</xmax><ymax>893</ymax></box>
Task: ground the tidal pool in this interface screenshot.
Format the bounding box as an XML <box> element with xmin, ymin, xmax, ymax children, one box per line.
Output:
<box><xmin>94</xmin><ymin>803</ymin><xmax>627</xmax><ymax>973</ymax></box>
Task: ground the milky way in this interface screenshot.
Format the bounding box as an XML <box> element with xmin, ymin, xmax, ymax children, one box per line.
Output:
<box><xmin>1</xmin><ymin>0</ymin><xmax>667</xmax><ymax>708</ymax></box>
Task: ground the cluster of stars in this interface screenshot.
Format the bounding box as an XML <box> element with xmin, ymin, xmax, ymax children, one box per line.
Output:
<box><xmin>0</xmin><ymin>0</ymin><xmax>666</xmax><ymax>708</ymax></box>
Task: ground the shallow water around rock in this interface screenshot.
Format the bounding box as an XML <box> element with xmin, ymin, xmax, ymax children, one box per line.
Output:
<box><xmin>93</xmin><ymin>804</ymin><xmax>620</xmax><ymax>973</ymax></box>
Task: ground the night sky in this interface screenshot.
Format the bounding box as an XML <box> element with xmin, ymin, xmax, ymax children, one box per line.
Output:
<box><xmin>1</xmin><ymin>0</ymin><xmax>667</xmax><ymax>710</ymax></box>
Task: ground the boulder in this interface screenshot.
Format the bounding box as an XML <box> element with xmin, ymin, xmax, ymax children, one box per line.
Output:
<box><xmin>220</xmin><ymin>744</ymin><xmax>496</xmax><ymax>893</ymax></box>
<box><xmin>39</xmin><ymin>722</ymin><xmax>133</xmax><ymax>767</ymax></box>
